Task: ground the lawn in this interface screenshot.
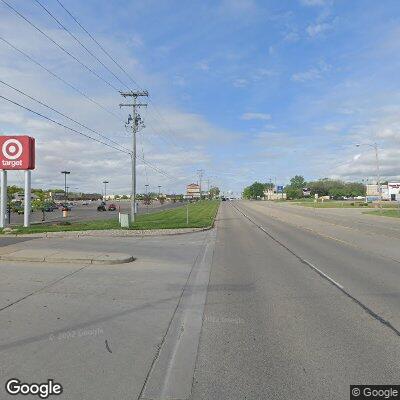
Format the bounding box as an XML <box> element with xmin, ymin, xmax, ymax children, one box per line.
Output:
<box><xmin>363</xmin><ymin>209</ymin><xmax>400</xmax><ymax>218</ymax></box>
<box><xmin>293</xmin><ymin>201</ymin><xmax>369</xmax><ymax>208</ymax></box>
<box><xmin>293</xmin><ymin>201</ymin><xmax>399</xmax><ymax>209</ymax></box>
<box><xmin>2</xmin><ymin>200</ymin><xmax>220</xmax><ymax>234</ymax></box>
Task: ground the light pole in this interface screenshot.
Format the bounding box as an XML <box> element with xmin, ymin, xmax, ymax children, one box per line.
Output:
<box><xmin>103</xmin><ymin>180</ymin><xmax>109</xmax><ymax>203</ymax></box>
<box><xmin>66</xmin><ymin>186</ymin><xmax>69</xmax><ymax>201</ymax></box>
<box><xmin>356</xmin><ymin>143</ymin><xmax>381</xmax><ymax>201</ymax></box>
<box><xmin>158</xmin><ymin>185</ymin><xmax>161</xmax><ymax>197</ymax></box>
<box><xmin>61</xmin><ymin>171</ymin><xmax>70</xmax><ymax>203</ymax></box>
<box><xmin>145</xmin><ymin>184</ymin><xmax>149</xmax><ymax>213</ymax></box>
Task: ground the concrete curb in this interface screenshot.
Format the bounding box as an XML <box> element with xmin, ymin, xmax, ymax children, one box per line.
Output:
<box><xmin>0</xmin><ymin>249</ymin><xmax>135</xmax><ymax>264</ymax></box>
<box><xmin>4</xmin><ymin>226</ymin><xmax>214</xmax><ymax>239</ymax></box>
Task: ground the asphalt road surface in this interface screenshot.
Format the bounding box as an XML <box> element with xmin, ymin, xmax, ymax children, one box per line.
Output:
<box><xmin>1</xmin><ymin>200</ymin><xmax>400</xmax><ymax>399</ymax></box>
<box><xmin>191</xmin><ymin>201</ymin><xmax>400</xmax><ymax>399</ymax></box>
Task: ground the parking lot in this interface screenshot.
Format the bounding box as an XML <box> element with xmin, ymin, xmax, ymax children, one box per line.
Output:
<box><xmin>5</xmin><ymin>200</ymin><xmax>185</xmax><ymax>226</ymax></box>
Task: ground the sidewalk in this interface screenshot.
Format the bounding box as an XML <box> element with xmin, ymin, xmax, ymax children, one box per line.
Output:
<box><xmin>0</xmin><ymin>229</ymin><xmax>215</xmax><ymax>400</ymax></box>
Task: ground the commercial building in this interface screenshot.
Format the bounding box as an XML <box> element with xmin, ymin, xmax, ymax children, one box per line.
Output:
<box><xmin>185</xmin><ymin>183</ymin><xmax>201</xmax><ymax>200</ymax></box>
<box><xmin>366</xmin><ymin>183</ymin><xmax>400</xmax><ymax>202</ymax></box>
<box><xmin>264</xmin><ymin>188</ymin><xmax>287</xmax><ymax>200</ymax></box>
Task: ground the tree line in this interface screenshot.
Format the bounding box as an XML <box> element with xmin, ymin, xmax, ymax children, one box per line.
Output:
<box><xmin>243</xmin><ymin>176</ymin><xmax>366</xmax><ymax>200</ymax></box>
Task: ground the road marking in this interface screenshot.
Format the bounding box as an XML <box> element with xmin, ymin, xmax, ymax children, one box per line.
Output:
<box><xmin>302</xmin><ymin>260</ymin><xmax>344</xmax><ymax>290</ymax></box>
<box><xmin>231</xmin><ymin>202</ymin><xmax>400</xmax><ymax>338</ymax></box>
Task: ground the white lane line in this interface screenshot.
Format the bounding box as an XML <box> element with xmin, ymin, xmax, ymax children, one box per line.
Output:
<box><xmin>301</xmin><ymin>260</ymin><xmax>344</xmax><ymax>290</ymax></box>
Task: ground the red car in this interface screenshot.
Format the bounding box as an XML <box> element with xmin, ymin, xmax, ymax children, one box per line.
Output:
<box><xmin>108</xmin><ymin>204</ymin><xmax>117</xmax><ymax>211</ymax></box>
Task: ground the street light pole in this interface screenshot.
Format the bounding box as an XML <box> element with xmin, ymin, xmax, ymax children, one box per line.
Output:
<box><xmin>356</xmin><ymin>143</ymin><xmax>381</xmax><ymax>201</ymax></box>
<box><xmin>145</xmin><ymin>184</ymin><xmax>149</xmax><ymax>213</ymax></box>
<box><xmin>61</xmin><ymin>171</ymin><xmax>70</xmax><ymax>203</ymax></box>
<box><xmin>158</xmin><ymin>185</ymin><xmax>161</xmax><ymax>196</ymax></box>
<box><xmin>103</xmin><ymin>180</ymin><xmax>109</xmax><ymax>203</ymax></box>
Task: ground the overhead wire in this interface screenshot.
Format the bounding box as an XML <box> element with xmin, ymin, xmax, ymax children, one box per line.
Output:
<box><xmin>0</xmin><ymin>0</ymin><xmax>121</xmax><ymax>91</ymax></box>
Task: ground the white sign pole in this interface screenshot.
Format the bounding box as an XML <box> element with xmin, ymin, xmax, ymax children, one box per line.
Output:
<box><xmin>0</xmin><ymin>170</ymin><xmax>7</xmax><ymax>228</ymax></box>
<box><xmin>24</xmin><ymin>170</ymin><xmax>31</xmax><ymax>227</ymax></box>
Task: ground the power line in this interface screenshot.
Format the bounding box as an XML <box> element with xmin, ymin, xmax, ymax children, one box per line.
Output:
<box><xmin>1</xmin><ymin>0</ymin><xmax>120</xmax><ymax>92</ymax></box>
<box><xmin>56</xmin><ymin>0</ymin><xmax>142</xmax><ymax>90</ymax></box>
<box><xmin>55</xmin><ymin>0</ymin><xmax>195</xmax><ymax>156</ymax></box>
<box><xmin>33</xmin><ymin>0</ymin><xmax>131</xmax><ymax>91</ymax></box>
<box><xmin>0</xmin><ymin>35</ymin><xmax>122</xmax><ymax>121</ymax></box>
<box><xmin>0</xmin><ymin>94</ymin><xmax>130</xmax><ymax>154</ymax></box>
<box><xmin>0</xmin><ymin>94</ymin><xmax>183</xmax><ymax>182</ymax></box>
<box><xmin>0</xmin><ymin>79</ymin><xmax>130</xmax><ymax>153</ymax></box>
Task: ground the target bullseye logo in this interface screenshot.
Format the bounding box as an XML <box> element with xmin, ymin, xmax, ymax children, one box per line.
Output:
<box><xmin>2</xmin><ymin>138</ymin><xmax>23</xmax><ymax>160</ymax></box>
<box><xmin>0</xmin><ymin>136</ymin><xmax>35</xmax><ymax>170</ymax></box>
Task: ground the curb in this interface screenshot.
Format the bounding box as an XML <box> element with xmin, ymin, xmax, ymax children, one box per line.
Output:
<box><xmin>0</xmin><ymin>250</ymin><xmax>135</xmax><ymax>265</ymax></box>
<box><xmin>4</xmin><ymin>226</ymin><xmax>214</xmax><ymax>239</ymax></box>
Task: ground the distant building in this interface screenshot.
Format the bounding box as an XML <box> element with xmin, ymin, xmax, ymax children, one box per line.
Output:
<box><xmin>185</xmin><ymin>183</ymin><xmax>200</xmax><ymax>199</ymax></box>
<box><xmin>264</xmin><ymin>188</ymin><xmax>287</xmax><ymax>200</ymax></box>
<box><xmin>366</xmin><ymin>183</ymin><xmax>400</xmax><ymax>201</ymax></box>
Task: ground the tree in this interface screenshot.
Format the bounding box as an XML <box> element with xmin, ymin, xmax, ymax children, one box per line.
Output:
<box><xmin>285</xmin><ymin>188</ymin><xmax>302</xmax><ymax>199</ymax></box>
<box><xmin>242</xmin><ymin>182</ymin><xmax>266</xmax><ymax>199</ymax></box>
<box><xmin>289</xmin><ymin>175</ymin><xmax>306</xmax><ymax>189</ymax></box>
<box><xmin>209</xmin><ymin>186</ymin><xmax>220</xmax><ymax>199</ymax></box>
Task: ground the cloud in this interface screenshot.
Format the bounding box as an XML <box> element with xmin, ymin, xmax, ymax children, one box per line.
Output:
<box><xmin>306</xmin><ymin>22</ymin><xmax>331</xmax><ymax>37</ymax></box>
<box><xmin>300</xmin><ymin>0</ymin><xmax>330</xmax><ymax>6</ymax></box>
<box><xmin>292</xmin><ymin>61</ymin><xmax>331</xmax><ymax>82</ymax></box>
<box><xmin>233</xmin><ymin>78</ymin><xmax>248</xmax><ymax>88</ymax></box>
<box><xmin>196</xmin><ymin>61</ymin><xmax>210</xmax><ymax>71</ymax></box>
<box><xmin>241</xmin><ymin>113</ymin><xmax>271</xmax><ymax>121</ymax></box>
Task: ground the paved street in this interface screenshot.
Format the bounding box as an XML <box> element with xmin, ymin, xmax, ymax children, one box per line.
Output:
<box><xmin>1</xmin><ymin>201</ymin><xmax>400</xmax><ymax>399</ymax></box>
<box><xmin>191</xmin><ymin>201</ymin><xmax>400</xmax><ymax>399</ymax></box>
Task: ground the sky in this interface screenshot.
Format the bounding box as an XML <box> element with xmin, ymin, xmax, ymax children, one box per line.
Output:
<box><xmin>1</xmin><ymin>0</ymin><xmax>400</xmax><ymax>196</ymax></box>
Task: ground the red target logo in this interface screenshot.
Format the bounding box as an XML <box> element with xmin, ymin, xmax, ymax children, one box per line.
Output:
<box><xmin>0</xmin><ymin>136</ymin><xmax>35</xmax><ymax>170</ymax></box>
<box><xmin>2</xmin><ymin>138</ymin><xmax>23</xmax><ymax>160</ymax></box>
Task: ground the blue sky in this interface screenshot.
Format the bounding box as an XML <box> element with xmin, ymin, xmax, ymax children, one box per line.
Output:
<box><xmin>1</xmin><ymin>0</ymin><xmax>400</xmax><ymax>195</ymax></box>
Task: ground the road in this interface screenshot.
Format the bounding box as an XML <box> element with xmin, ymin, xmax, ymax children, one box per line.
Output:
<box><xmin>1</xmin><ymin>200</ymin><xmax>400</xmax><ymax>399</ymax></box>
<box><xmin>191</xmin><ymin>201</ymin><xmax>400</xmax><ymax>399</ymax></box>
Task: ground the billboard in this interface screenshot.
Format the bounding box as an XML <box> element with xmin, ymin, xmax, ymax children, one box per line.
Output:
<box><xmin>0</xmin><ymin>136</ymin><xmax>35</xmax><ymax>170</ymax></box>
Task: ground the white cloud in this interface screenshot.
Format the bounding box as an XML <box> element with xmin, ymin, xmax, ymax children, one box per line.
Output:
<box><xmin>300</xmin><ymin>0</ymin><xmax>329</xmax><ymax>6</ymax></box>
<box><xmin>292</xmin><ymin>68</ymin><xmax>322</xmax><ymax>82</ymax></box>
<box><xmin>292</xmin><ymin>61</ymin><xmax>331</xmax><ymax>82</ymax></box>
<box><xmin>233</xmin><ymin>78</ymin><xmax>248</xmax><ymax>88</ymax></box>
<box><xmin>241</xmin><ymin>113</ymin><xmax>271</xmax><ymax>121</ymax></box>
<box><xmin>306</xmin><ymin>22</ymin><xmax>331</xmax><ymax>37</ymax></box>
<box><xmin>196</xmin><ymin>61</ymin><xmax>210</xmax><ymax>71</ymax></box>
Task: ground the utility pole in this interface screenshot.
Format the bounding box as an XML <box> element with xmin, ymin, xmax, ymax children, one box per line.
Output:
<box><xmin>120</xmin><ymin>90</ymin><xmax>148</xmax><ymax>223</ymax></box>
<box><xmin>197</xmin><ymin>169</ymin><xmax>204</xmax><ymax>200</ymax></box>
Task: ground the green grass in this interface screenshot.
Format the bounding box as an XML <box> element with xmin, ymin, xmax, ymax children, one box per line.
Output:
<box><xmin>1</xmin><ymin>200</ymin><xmax>220</xmax><ymax>234</ymax></box>
<box><xmin>363</xmin><ymin>209</ymin><xmax>400</xmax><ymax>218</ymax></box>
<box><xmin>293</xmin><ymin>201</ymin><xmax>369</xmax><ymax>208</ymax></box>
<box><xmin>293</xmin><ymin>200</ymin><xmax>399</xmax><ymax>209</ymax></box>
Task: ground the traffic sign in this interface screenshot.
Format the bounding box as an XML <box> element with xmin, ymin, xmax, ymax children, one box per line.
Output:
<box><xmin>0</xmin><ymin>136</ymin><xmax>35</xmax><ymax>170</ymax></box>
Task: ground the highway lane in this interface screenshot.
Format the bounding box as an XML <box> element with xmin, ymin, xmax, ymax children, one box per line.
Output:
<box><xmin>254</xmin><ymin>200</ymin><xmax>400</xmax><ymax>239</ymax></box>
<box><xmin>191</xmin><ymin>201</ymin><xmax>400</xmax><ymax>399</ymax></box>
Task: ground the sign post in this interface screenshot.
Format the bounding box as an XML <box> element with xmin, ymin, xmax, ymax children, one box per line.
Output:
<box><xmin>0</xmin><ymin>170</ymin><xmax>7</xmax><ymax>228</ymax></box>
<box><xmin>0</xmin><ymin>136</ymin><xmax>35</xmax><ymax>228</ymax></box>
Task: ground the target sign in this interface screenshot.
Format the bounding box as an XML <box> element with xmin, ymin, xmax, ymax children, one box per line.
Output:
<box><xmin>0</xmin><ymin>136</ymin><xmax>35</xmax><ymax>170</ymax></box>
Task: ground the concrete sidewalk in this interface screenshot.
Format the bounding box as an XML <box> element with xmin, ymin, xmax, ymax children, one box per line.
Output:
<box><xmin>0</xmin><ymin>230</ymin><xmax>215</xmax><ymax>400</ymax></box>
<box><xmin>0</xmin><ymin>248</ymin><xmax>134</xmax><ymax>264</ymax></box>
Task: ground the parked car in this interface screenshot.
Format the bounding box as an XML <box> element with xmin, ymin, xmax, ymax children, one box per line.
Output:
<box><xmin>61</xmin><ymin>204</ymin><xmax>71</xmax><ymax>211</ymax></box>
<box><xmin>97</xmin><ymin>202</ymin><xmax>106</xmax><ymax>211</ymax></box>
<box><xmin>108</xmin><ymin>203</ymin><xmax>117</xmax><ymax>211</ymax></box>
